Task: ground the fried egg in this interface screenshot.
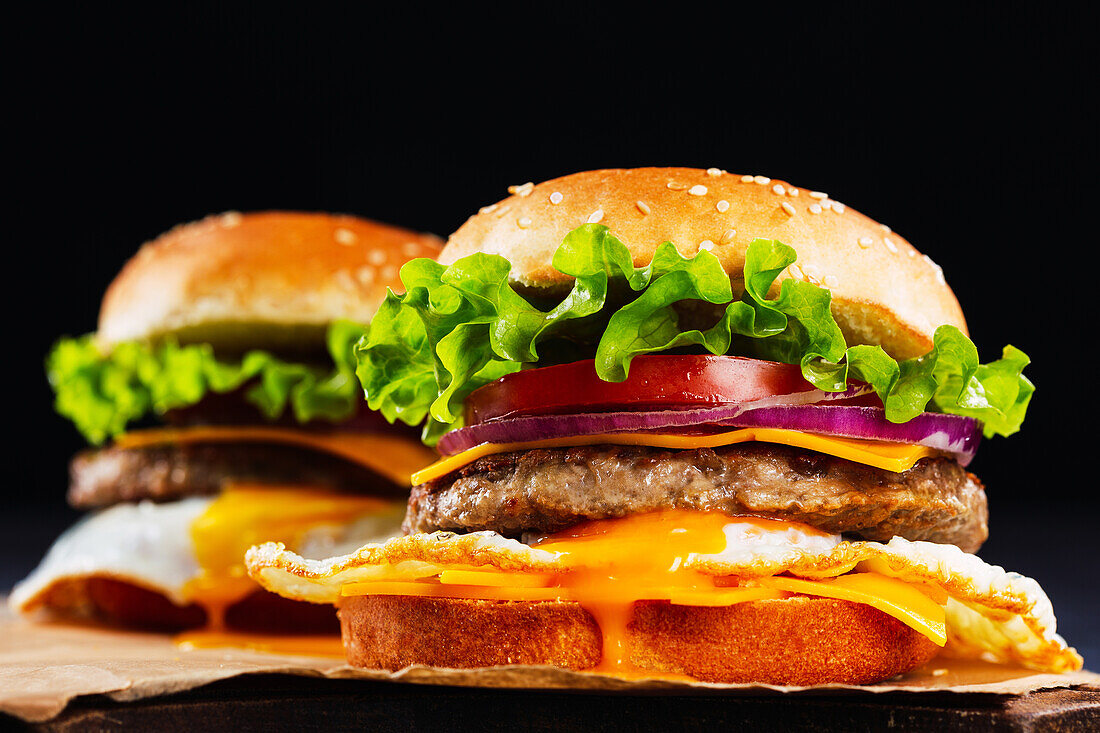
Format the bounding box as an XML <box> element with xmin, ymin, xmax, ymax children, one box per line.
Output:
<box><xmin>245</xmin><ymin>515</ymin><xmax>1082</xmax><ymax>673</ymax></box>
<box><xmin>12</xmin><ymin>490</ymin><xmax>405</xmax><ymax>617</ymax></box>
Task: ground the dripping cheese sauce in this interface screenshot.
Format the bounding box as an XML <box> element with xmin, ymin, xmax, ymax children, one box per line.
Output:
<box><xmin>339</xmin><ymin>510</ymin><xmax>949</xmax><ymax>677</ymax></box>
<box><xmin>534</xmin><ymin>511</ymin><xmax>781</xmax><ymax>675</ymax></box>
<box><xmin>174</xmin><ymin>484</ymin><xmax>391</xmax><ymax>657</ymax></box>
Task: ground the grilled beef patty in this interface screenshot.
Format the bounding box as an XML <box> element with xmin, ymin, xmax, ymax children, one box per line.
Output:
<box><xmin>405</xmin><ymin>443</ymin><xmax>988</xmax><ymax>551</ymax></box>
<box><xmin>69</xmin><ymin>441</ymin><xmax>404</xmax><ymax>508</ymax></box>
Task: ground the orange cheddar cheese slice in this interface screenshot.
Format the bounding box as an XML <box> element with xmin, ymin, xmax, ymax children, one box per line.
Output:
<box><xmin>413</xmin><ymin>427</ymin><xmax>937</xmax><ymax>485</ymax></box>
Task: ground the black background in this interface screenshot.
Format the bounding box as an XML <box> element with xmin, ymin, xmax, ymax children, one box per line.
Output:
<box><xmin>5</xmin><ymin>5</ymin><xmax>1097</xmax><ymax>664</ymax></box>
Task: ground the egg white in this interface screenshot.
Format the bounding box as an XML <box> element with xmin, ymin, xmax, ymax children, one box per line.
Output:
<box><xmin>10</xmin><ymin>497</ymin><xmax>404</xmax><ymax>613</ymax></box>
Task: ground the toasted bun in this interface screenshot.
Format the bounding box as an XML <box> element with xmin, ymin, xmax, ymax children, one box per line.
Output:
<box><xmin>339</xmin><ymin>594</ymin><xmax>939</xmax><ymax>685</ymax></box>
<box><xmin>33</xmin><ymin>577</ymin><xmax>338</xmax><ymax>633</ymax></box>
<box><xmin>99</xmin><ymin>211</ymin><xmax>443</xmax><ymax>352</ymax></box>
<box><xmin>441</xmin><ymin>169</ymin><xmax>965</xmax><ymax>359</ymax></box>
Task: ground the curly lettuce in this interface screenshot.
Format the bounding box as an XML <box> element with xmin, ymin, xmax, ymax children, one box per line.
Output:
<box><xmin>48</xmin><ymin>320</ymin><xmax>368</xmax><ymax>444</ymax></box>
<box><xmin>355</xmin><ymin>224</ymin><xmax>1032</xmax><ymax>445</ymax></box>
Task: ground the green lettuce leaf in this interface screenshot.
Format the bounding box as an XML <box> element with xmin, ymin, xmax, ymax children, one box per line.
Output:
<box><xmin>354</xmin><ymin>224</ymin><xmax>1032</xmax><ymax>444</ymax></box>
<box><xmin>48</xmin><ymin>320</ymin><xmax>368</xmax><ymax>444</ymax></box>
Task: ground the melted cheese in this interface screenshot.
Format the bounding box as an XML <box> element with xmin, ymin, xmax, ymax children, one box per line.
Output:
<box><xmin>184</xmin><ymin>484</ymin><xmax>395</xmax><ymax>625</ymax></box>
<box><xmin>115</xmin><ymin>426</ymin><xmax>438</xmax><ymax>486</ymax></box>
<box><xmin>337</xmin><ymin>511</ymin><xmax>947</xmax><ymax>674</ymax></box>
<box><xmin>174</xmin><ymin>630</ymin><xmax>347</xmax><ymax>657</ymax></box>
<box><xmin>755</xmin><ymin>574</ymin><xmax>947</xmax><ymax>645</ymax></box>
<box><xmin>178</xmin><ymin>486</ymin><xmax>403</xmax><ymax>652</ymax></box>
<box><xmin>413</xmin><ymin>428</ymin><xmax>937</xmax><ymax>485</ymax></box>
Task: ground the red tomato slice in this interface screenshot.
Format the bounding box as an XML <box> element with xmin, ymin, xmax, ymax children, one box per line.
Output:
<box><xmin>465</xmin><ymin>355</ymin><xmax>831</xmax><ymax>426</ymax></box>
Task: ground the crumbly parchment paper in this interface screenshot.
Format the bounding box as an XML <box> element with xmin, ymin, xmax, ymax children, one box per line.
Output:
<box><xmin>1</xmin><ymin>608</ymin><xmax>1096</xmax><ymax>724</ymax></box>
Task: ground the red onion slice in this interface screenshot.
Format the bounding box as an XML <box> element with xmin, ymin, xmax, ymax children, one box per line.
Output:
<box><xmin>439</xmin><ymin>384</ymin><xmax>871</xmax><ymax>455</ymax></box>
<box><xmin>436</xmin><ymin>398</ymin><xmax>981</xmax><ymax>468</ymax></box>
<box><xmin>717</xmin><ymin>405</ymin><xmax>981</xmax><ymax>465</ymax></box>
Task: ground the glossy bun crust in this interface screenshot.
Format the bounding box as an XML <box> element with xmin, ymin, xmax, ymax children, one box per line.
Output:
<box><xmin>441</xmin><ymin>169</ymin><xmax>965</xmax><ymax>359</ymax></box>
<box><xmin>339</xmin><ymin>594</ymin><xmax>939</xmax><ymax>685</ymax></box>
<box><xmin>99</xmin><ymin>211</ymin><xmax>442</xmax><ymax>352</ymax></box>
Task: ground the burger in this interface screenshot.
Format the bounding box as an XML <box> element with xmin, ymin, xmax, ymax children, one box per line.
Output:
<box><xmin>12</xmin><ymin>211</ymin><xmax>441</xmax><ymax>635</ymax></box>
<box><xmin>246</xmin><ymin>169</ymin><xmax>1081</xmax><ymax>683</ymax></box>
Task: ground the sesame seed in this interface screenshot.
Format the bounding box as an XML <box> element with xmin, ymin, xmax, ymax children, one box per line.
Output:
<box><xmin>832</xmin><ymin>201</ymin><xmax>846</xmax><ymax>214</ymax></box>
<box><xmin>823</xmin><ymin>274</ymin><xmax>839</xmax><ymax>288</ymax></box>
<box><xmin>689</xmin><ymin>184</ymin><xmax>708</xmax><ymax>196</ymax></box>
<box><xmin>220</xmin><ymin>211</ymin><xmax>243</xmax><ymax>228</ymax></box>
<box><xmin>716</xmin><ymin>200</ymin><xmax>730</xmax><ymax>213</ymax></box>
<box><xmin>753</xmin><ymin>175</ymin><xmax>771</xmax><ymax>185</ymax></box>
<box><xmin>809</xmin><ymin>203</ymin><xmax>822</xmax><ymax>215</ymax></box>
<box><xmin>924</xmin><ymin>254</ymin><xmax>946</xmax><ymax>283</ymax></box>
<box><xmin>809</xmin><ymin>191</ymin><xmax>828</xmax><ymax>199</ymax></box>
<box><xmin>706</xmin><ymin>167</ymin><xmax>722</xmax><ymax>177</ymax></box>
<box><xmin>368</xmin><ymin>250</ymin><xmax>387</xmax><ymax>266</ymax></box>
<box><xmin>508</xmin><ymin>182</ymin><xmax>534</xmax><ymax>197</ymax></box>
<box><xmin>402</xmin><ymin>242</ymin><xmax>421</xmax><ymax>256</ymax></box>
<box><xmin>381</xmin><ymin>265</ymin><xmax>398</xmax><ymax>281</ymax></box>
<box><xmin>698</xmin><ymin>240</ymin><xmax>714</xmax><ymax>251</ymax></box>
<box><xmin>907</xmin><ymin>249</ymin><xmax>916</xmax><ymax>258</ymax></box>
<box><xmin>858</xmin><ymin>236</ymin><xmax>873</xmax><ymax>249</ymax></box>
<box><xmin>334</xmin><ymin>228</ymin><xmax>358</xmax><ymax>245</ymax></box>
<box><xmin>788</xmin><ymin>264</ymin><xmax>804</xmax><ymax>280</ymax></box>
<box><xmin>932</xmin><ymin>668</ymin><xmax>948</xmax><ymax>678</ymax></box>
<box><xmin>356</xmin><ymin>266</ymin><xmax>375</xmax><ymax>284</ymax></box>
<box><xmin>772</xmin><ymin>183</ymin><xmax>786</xmax><ymax>196</ymax></box>
<box><xmin>587</xmin><ymin>209</ymin><xmax>604</xmax><ymax>224</ymax></box>
<box><xmin>334</xmin><ymin>269</ymin><xmax>356</xmax><ymax>291</ymax></box>
<box><xmin>740</xmin><ymin>175</ymin><xmax>754</xmax><ymax>183</ymax></box>
<box><xmin>635</xmin><ymin>200</ymin><xmax>651</xmax><ymax>215</ymax></box>
<box><xmin>781</xmin><ymin>201</ymin><xmax>796</xmax><ymax>216</ymax></box>
<box><xmin>803</xmin><ymin>264</ymin><xmax>820</xmax><ymax>279</ymax></box>
<box><xmin>479</xmin><ymin>204</ymin><xmax>499</xmax><ymax>214</ymax></box>
<box><xmin>667</xmin><ymin>181</ymin><xmax>688</xmax><ymax>190</ymax></box>
<box><xmin>787</xmin><ymin>187</ymin><xmax>799</xmax><ymax>197</ymax></box>
<box><xmin>517</xmin><ymin>217</ymin><xmax>532</xmax><ymax>229</ymax></box>
<box><xmin>884</xmin><ymin>236</ymin><xmax>898</xmax><ymax>253</ymax></box>
<box><xmin>549</xmin><ymin>191</ymin><xmax>564</xmax><ymax>205</ymax></box>
<box><xmin>881</xmin><ymin>224</ymin><xmax>891</xmax><ymax>233</ymax></box>
<box><xmin>820</xmin><ymin>200</ymin><xmax>833</xmax><ymax>211</ymax></box>
<box><xmin>720</xmin><ymin>228</ymin><xmax>737</xmax><ymax>244</ymax></box>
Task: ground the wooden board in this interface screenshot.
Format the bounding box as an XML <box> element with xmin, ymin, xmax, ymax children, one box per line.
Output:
<box><xmin>8</xmin><ymin>674</ymin><xmax>1099</xmax><ymax>732</ymax></box>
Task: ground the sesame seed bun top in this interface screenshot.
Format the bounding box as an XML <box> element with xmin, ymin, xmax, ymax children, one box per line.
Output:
<box><xmin>441</xmin><ymin>168</ymin><xmax>965</xmax><ymax>360</ymax></box>
<box><xmin>99</xmin><ymin>211</ymin><xmax>443</xmax><ymax>353</ymax></box>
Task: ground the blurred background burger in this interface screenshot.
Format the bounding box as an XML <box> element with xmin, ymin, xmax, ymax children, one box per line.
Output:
<box><xmin>11</xmin><ymin>211</ymin><xmax>440</xmax><ymax>633</ymax></box>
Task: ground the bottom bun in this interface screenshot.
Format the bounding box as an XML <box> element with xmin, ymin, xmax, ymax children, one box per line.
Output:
<box><xmin>339</xmin><ymin>595</ymin><xmax>939</xmax><ymax>685</ymax></box>
<box><xmin>53</xmin><ymin>578</ymin><xmax>340</xmax><ymax>633</ymax></box>
<box><xmin>86</xmin><ymin>577</ymin><xmax>206</xmax><ymax>630</ymax></box>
